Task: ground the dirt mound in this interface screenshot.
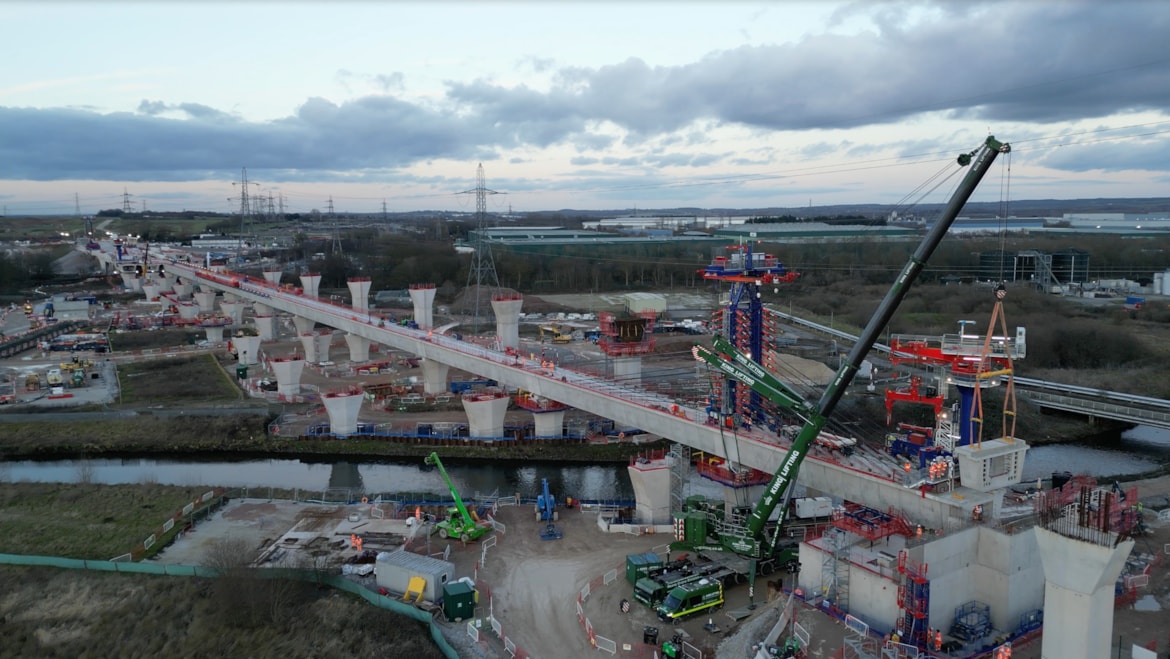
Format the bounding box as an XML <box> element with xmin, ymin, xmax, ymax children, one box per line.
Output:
<box><xmin>449</xmin><ymin>285</ymin><xmax>575</xmax><ymax>315</ymax></box>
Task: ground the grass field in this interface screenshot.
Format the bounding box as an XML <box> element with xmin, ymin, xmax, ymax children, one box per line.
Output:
<box><xmin>116</xmin><ymin>354</ymin><xmax>241</xmax><ymax>405</ymax></box>
<box><xmin>0</xmin><ymin>567</ymin><xmax>446</xmax><ymax>659</ymax></box>
<box><xmin>0</xmin><ymin>415</ymin><xmax>271</xmax><ymax>458</ymax></box>
<box><xmin>0</xmin><ymin>482</ymin><xmax>448</xmax><ymax>658</ymax></box>
<box><xmin>0</xmin><ymin>482</ymin><xmax>211</xmax><ymax>560</ymax></box>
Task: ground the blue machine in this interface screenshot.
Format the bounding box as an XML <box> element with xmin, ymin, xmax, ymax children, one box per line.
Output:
<box><xmin>536</xmin><ymin>478</ymin><xmax>563</xmax><ymax>540</ymax></box>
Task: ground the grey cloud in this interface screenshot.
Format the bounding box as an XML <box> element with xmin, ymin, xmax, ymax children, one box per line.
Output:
<box><xmin>3</xmin><ymin>1</ymin><xmax>1170</xmax><ymax>185</ymax></box>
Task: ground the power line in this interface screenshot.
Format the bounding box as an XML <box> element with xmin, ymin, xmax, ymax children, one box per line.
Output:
<box><xmin>230</xmin><ymin>167</ymin><xmax>259</xmax><ymax>263</ymax></box>
<box><xmin>460</xmin><ymin>163</ymin><xmax>505</xmax><ymax>324</ymax></box>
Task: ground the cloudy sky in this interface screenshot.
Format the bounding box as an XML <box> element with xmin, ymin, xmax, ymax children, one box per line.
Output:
<box><xmin>2</xmin><ymin>1</ymin><xmax>1169</xmax><ymax>215</ymax></box>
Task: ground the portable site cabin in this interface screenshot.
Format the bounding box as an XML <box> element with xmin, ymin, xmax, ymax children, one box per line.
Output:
<box><xmin>375</xmin><ymin>550</ymin><xmax>455</xmax><ymax>603</ymax></box>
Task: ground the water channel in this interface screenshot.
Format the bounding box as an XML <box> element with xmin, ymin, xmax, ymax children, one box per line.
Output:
<box><xmin>2</xmin><ymin>426</ymin><xmax>1167</xmax><ymax>496</ymax></box>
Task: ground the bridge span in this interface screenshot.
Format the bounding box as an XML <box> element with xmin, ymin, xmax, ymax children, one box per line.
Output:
<box><xmin>97</xmin><ymin>252</ymin><xmax>1002</xmax><ymax>526</ymax></box>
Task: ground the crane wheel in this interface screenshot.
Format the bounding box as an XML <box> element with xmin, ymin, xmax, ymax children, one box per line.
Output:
<box><xmin>460</xmin><ymin>533</ymin><xmax>470</xmax><ymax>542</ymax></box>
<box><xmin>439</xmin><ymin>528</ymin><xmax>449</xmax><ymax>539</ymax></box>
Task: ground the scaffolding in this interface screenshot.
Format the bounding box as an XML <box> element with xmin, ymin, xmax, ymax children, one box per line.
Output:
<box><xmin>896</xmin><ymin>550</ymin><xmax>930</xmax><ymax>648</ymax></box>
<box><xmin>669</xmin><ymin>443</ymin><xmax>687</xmax><ymax>518</ymax></box>
<box><xmin>950</xmin><ymin>600</ymin><xmax>991</xmax><ymax>642</ymax></box>
<box><xmin>820</xmin><ymin>528</ymin><xmax>855</xmax><ymax>610</ymax></box>
<box><xmin>832</xmin><ymin>504</ymin><xmax>914</xmax><ymax>542</ymax></box>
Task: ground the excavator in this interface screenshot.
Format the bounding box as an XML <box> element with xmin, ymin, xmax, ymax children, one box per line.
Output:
<box><xmin>681</xmin><ymin>137</ymin><xmax>1012</xmax><ymax>570</ymax></box>
<box><xmin>424</xmin><ymin>452</ymin><xmax>494</xmax><ymax>542</ymax></box>
<box><xmin>539</xmin><ymin>324</ymin><xmax>574</xmax><ymax>343</ymax></box>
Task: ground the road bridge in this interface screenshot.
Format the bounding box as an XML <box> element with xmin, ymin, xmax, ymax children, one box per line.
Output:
<box><xmin>88</xmin><ymin>247</ymin><xmax>1002</xmax><ymax>527</ymax></box>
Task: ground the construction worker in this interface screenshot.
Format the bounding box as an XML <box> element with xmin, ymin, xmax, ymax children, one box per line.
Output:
<box><xmin>935</xmin><ymin>630</ymin><xmax>943</xmax><ymax>651</ymax></box>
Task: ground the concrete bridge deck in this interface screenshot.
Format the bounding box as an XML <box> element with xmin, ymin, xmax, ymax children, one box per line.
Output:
<box><xmin>91</xmin><ymin>246</ymin><xmax>1000</xmax><ymax>528</ymax></box>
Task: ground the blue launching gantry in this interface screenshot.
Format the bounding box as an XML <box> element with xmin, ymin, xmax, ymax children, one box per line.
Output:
<box><xmin>699</xmin><ymin>242</ymin><xmax>798</xmax><ymax>428</ymax></box>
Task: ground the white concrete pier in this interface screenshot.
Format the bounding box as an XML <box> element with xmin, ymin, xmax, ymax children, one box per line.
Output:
<box><xmin>292</xmin><ymin>316</ymin><xmax>314</xmax><ymax>336</ymax></box>
<box><xmin>173</xmin><ymin>281</ymin><xmax>193</xmax><ymax>299</ymax></box>
<box><xmin>299</xmin><ymin>333</ymin><xmax>321</xmax><ymax>364</ymax></box>
<box><xmin>491</xmin><ymin>292</ymin><xmax>523</xmax><ymax>351</ymax></box>
<box><xmin>462</xmin><ymin>392</ymin><xmax>510</xmax><ymax>438</ymax></box>
<box><xmin>408</xmin><ymin>284</ymin><xmax>436</xmax><ymax>330</ymax></box>
<box><xmin>194</xmin><ymin>291</ymin><xmax>217</xmax><ymax>315</ymax></box>
<box><xmin>344</xmin><ymin>333</ymin><xmax>371</xmax><ymax>362</ymax></box>
<box><xmin>611</xmin><ymin>355</ymin><xmax>643</xmax><ymax>384</ymax></box>
<box><xmin>270</xmin><ymin>356</ymin><xmax>305</xmax><ymax>395</ymax></box>
<box><xmin>628</xmin><ymin>453</ymin><xmax>673</xmax><ymax>524</ymax></box>
<box><xmin>300</xmin><ymin>273</ymin><xmax>321</xmax><ymax>298</ymax></box>
<box><xmin>254</xmin><ymin>315</ymin><xmax>276</xmax><ymax>340</ymax></box>
<box><xmin>233</xmin><ymin>335</ymin><xmax>261</xmax><ymax>365</ymax></box>
<box><xmin>421</xmin><ymin>359</ymin><xmax>450</xmax><ymax>396</ymax></box>
<box><xmin>219</xmin><ymin>300</ymin><xmax>245</xmax><ymax>325</ymax></box>
<box><xmin>177</xmin><ymin>303</ymin><xmax>200</xmax><ymax>321</ymax></box>
<box><xmin>1036</xmin><ymin>526</ymin><xmax>1134</xmax><ymax>659</ymax></box>
<box><xmin>322</xmin><ymin>388</ymin><xmax>364</xmax><ymax>436</ymax></box>
<box><xmin>347</xmin><ymin>277</ymin><xmax>372</xmax><ymax>313</ymax></box>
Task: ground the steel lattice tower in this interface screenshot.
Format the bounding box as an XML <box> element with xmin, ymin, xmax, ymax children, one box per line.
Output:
<box><xmin>232</xmin><ymin>167</ymin><xmax>257</xmax><ymax>263</ymax></box>
<box><xmin>461</xmin><ymin>163</ymin><xmax>501</xmax><ymax>324</ymax></box>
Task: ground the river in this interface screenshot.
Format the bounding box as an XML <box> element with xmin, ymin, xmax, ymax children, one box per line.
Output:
<box><xmin>3</xmin><ymin>426</ymin><xmax>1168</xmax><ymax>495</ymax></box>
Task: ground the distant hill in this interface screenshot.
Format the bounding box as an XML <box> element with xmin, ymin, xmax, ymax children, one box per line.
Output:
<box><xmin>538</xmin><ymin>198</ymin><xmax>1170</xmax><ymax>220</ymax></box>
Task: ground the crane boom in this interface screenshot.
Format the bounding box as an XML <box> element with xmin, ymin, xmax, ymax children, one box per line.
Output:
<box><xmin>425</xmin><ymin>451</ymin><xmax>474</xmax><ymax>526</ymax></box>
<box><xmin>693</xmin><ymin>335</ymin><xmax>812</xmax><ymax>416</ymax></box>
<box><xmin>730</xmin><ymin>136</ymin><xmax>1011</xmax><ymax>550</ymax></box>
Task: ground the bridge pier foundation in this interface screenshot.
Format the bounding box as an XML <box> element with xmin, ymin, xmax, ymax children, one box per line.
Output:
<box><xmin>1036</xmin><ymin>526</ymin><xmax>1134</xmax><ymax>659</ymax></box>
<box><xmin>254</xmin><ymin>315</ymin><xmax>276</xmax><ymax>340</ymax></box>
<box><xmin>171</xmin><ymin>280</ymin><xmax>193</xmax><ymax>299</ymax></box>
<box><xmin>531</xmin><ymin>410</ymin><xmax>565</xmax><ymax>438</ymax></box>
<box><xmin>292</xmin><ymin>316</ymin><xmax>315</xmax><ymax>336</ymax></box>
<box><xmin>220</xmin><ymin>300</ymin><xmax>245</xmax><ymax>325</ymax></box>
<box><xmin>177</xmin><ymin>303</ymin><xmax>199</xmax><ymax>322</ymax></box>
<box><xmin>299</xmin><ymin>334</ymin><xmax>318</xmax><ymax>364</ymax></box>
<box><xmin>344</xmin><ymin>333</ymin><xmax>371</xmax><ymax>363</ymax></box>
<box><xmin>194</xmin><ymin>292</ymin><xmax>217</xmax><ymax>315</ymax></box>
<box><xmin>723</xmin><ymin>483</ymin><xmax>767</xmax><ymax>517</ymax></box>
<box><xmin>628</xmin><ymin>453</ymin><xmax>673</xmax><ymax>525</ymax></box>
<box><xmin>234</xmin><ymin>335</ymin><xmax>261</xmax><ymax>365</ymax></box>
<box><xmin>205</xmin><ymin>326</ymin><xmax>228</xmax><ymax>344</ymax></box>
<box><xmin>173</xmin><ymin>282</ymin><xmax>193</xmax><ymax>299</ymax></box>
<box><xmin>421</xmin><ymin>359</ymin><xmax>449</xmax><ymax>396</ymax></box>
<box><xmin>462</xmin><ymin>392</ymin><xmax>510</xmax><ymax>438</ymax></box>
<box><xmin>271</xmin><ymin>357</ymin><xmax>304</xmax><ymax>395</ymax></box>
<box><xmin>314</xmin><ymin>331</ymin><xmax>333</xmax><ymax>364</ymax></box>
<box><xmin>322</xmin><ymin>389</ymin><xmax>364</xmax><ymax>436</ymax></box>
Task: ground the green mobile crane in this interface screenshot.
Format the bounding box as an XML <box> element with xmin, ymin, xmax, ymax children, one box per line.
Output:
<box><xmin>425</xmin><ymin>452</ymin><xmax>493</xmax><ymax>542</ymax></box>
<box><xmin>685</xmin><ymin>136</ymin><xmax>1012</xmax><ymax>563</ymax></box>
